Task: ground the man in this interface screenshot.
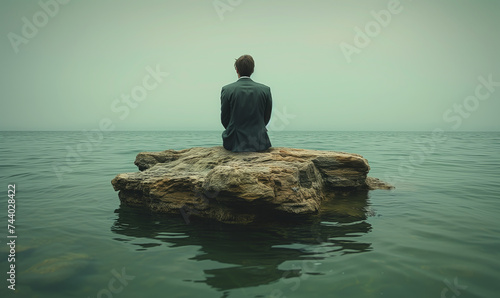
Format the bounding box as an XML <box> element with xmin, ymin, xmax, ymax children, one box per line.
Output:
<box><xmin>220</xmin><ymin>55</ymin><xmax>273</xmax><ymax>152</ymax></box>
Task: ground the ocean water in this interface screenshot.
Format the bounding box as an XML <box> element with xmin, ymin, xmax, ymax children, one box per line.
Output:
<box><xmin>0</xmin><ymin>131</ymin><xmax>499</xmax><ymax>298</ymax></box>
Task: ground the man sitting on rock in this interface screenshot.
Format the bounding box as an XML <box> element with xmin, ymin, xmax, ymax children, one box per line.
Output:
<box><xmin>220</xmin><ymin>55</ymin><xmax>273</xmax><ymax>152</ymax></box>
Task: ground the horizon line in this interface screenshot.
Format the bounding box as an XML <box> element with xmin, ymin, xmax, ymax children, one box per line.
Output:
<box><xmin>1</xmin><ymin>130</ymin><xmax>499</xmax><ymax>133</ymax></box>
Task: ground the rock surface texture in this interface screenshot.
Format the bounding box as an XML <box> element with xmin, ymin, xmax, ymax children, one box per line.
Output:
<box><xmin>111</xmin><ymin>147</ymin><xmax>393</xmax><ymax>224</ymax></box>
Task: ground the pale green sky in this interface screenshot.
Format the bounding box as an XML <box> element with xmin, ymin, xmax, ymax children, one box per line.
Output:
<box><xmin>1</xmin><ymin>0</ymin><xmax>499</xmax><ymax>131</ymax></box>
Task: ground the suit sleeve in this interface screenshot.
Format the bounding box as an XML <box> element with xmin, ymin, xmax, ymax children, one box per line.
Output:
<box><xmin>264</xmin><ymin>87</ymin><xmax>272</xmax><ymax>125</ymax></box>
<box><xmin>220</xmin><ymin>88</ymin><xmax>230</xmax><ymax>129</ymax></box>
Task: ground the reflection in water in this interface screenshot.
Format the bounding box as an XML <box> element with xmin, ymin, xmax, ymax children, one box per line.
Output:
<box><xmin>111</xmin><ymin>190</ymin><xmax>374</xmax><ymax>292</ymax></box>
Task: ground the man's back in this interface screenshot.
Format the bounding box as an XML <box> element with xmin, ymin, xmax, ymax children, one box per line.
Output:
<box><xmin>220</xmin><ymin>77</ymin><xmax>272</xmax><ymax>152</ymax></box>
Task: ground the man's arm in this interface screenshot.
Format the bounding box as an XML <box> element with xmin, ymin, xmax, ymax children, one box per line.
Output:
<box><xmin>220</xmin><ymin>88</ymin><xmax>231</xmax><ymax>129</ymax></box>
<box><xmin>264</xmin><ymin>88</ymin><xmax>272</xmax><ymax>125</ymax></box>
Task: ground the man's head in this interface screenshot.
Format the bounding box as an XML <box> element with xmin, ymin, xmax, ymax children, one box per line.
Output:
<box><xmin>234</xmin><ymin>55</ymin><xmax>254</xmax><ymax>77</ymax></box>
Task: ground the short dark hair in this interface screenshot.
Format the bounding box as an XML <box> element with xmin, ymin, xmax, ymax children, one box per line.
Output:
<box><xmin>234</xmin><ymin>55</ymin><xmax>254</xmax><ymax>77</ymax></box>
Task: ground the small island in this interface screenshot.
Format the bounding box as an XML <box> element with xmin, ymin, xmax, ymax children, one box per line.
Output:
<box><xmin>111</xmin><ymin>147</ymin><xmax>393</xmax><ymax>224</ymax></box>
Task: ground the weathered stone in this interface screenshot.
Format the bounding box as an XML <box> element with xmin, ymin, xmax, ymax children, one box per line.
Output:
<box><xmin>111</xmin><ymin>147</ymin><xmax>393</xmax><ymax>224</ymax></box>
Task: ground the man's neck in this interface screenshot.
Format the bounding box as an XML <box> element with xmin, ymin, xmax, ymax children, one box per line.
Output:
<box><xmin>238</xmin><ymin>76</ymin><xmax>251</xmax><ymax>80</ymax></box>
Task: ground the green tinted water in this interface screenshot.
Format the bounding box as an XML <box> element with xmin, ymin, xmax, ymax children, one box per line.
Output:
<box><xmin>0</xmin><ymin>131</ymin><xmax>498</xmax><ymax>297</ymax></box>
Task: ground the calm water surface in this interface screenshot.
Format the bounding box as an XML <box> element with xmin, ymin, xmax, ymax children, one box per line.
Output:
<box><xmin>0</xmin><ymin>131</ymin><xmax>499</xmax><ymax>298</ymax></box>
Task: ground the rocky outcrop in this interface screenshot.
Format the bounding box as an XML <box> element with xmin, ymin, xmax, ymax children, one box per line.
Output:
<box><xmin>111</xmin><ymin>147</ymin><xmax>393</xmax><ymax>224</ymax></box>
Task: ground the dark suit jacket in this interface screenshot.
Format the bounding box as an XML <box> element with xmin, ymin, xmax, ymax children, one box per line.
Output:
<box><xmin>220</xmin><ymin>77</ymin><xmax>272</xmax><ymax>152</ymax></box>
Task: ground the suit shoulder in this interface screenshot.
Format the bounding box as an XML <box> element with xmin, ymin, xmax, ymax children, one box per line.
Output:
<box><xmin>222</xmin><ymin>81</ymin><xmax>239</xmax><ymax>90</ymax></box>
<box><xmin>222</xmin><ymin>80</ymin><xmax>270</xmax><ymax>92</ymax></box>
<box><xmin>252</xmin><ymin>81</ymin><xmax>271</xmax><ymax>91</ymax></box>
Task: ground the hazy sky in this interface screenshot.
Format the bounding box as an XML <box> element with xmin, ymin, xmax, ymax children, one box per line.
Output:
<box><xmin>1</xmin><ymin>0</ymin><xmax>499</xmax><ymax>131</ymax></box>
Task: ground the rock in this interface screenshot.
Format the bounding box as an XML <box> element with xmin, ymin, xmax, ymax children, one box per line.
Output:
<box><xmin>366</xmin><ymin>176</ymin><xmax>395</xmax><ymax>190</ymax></box>
<box><xmin>111</xmin><ymin>147</ymin><xmax>393</xmax><ymax>224</ymax></box>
